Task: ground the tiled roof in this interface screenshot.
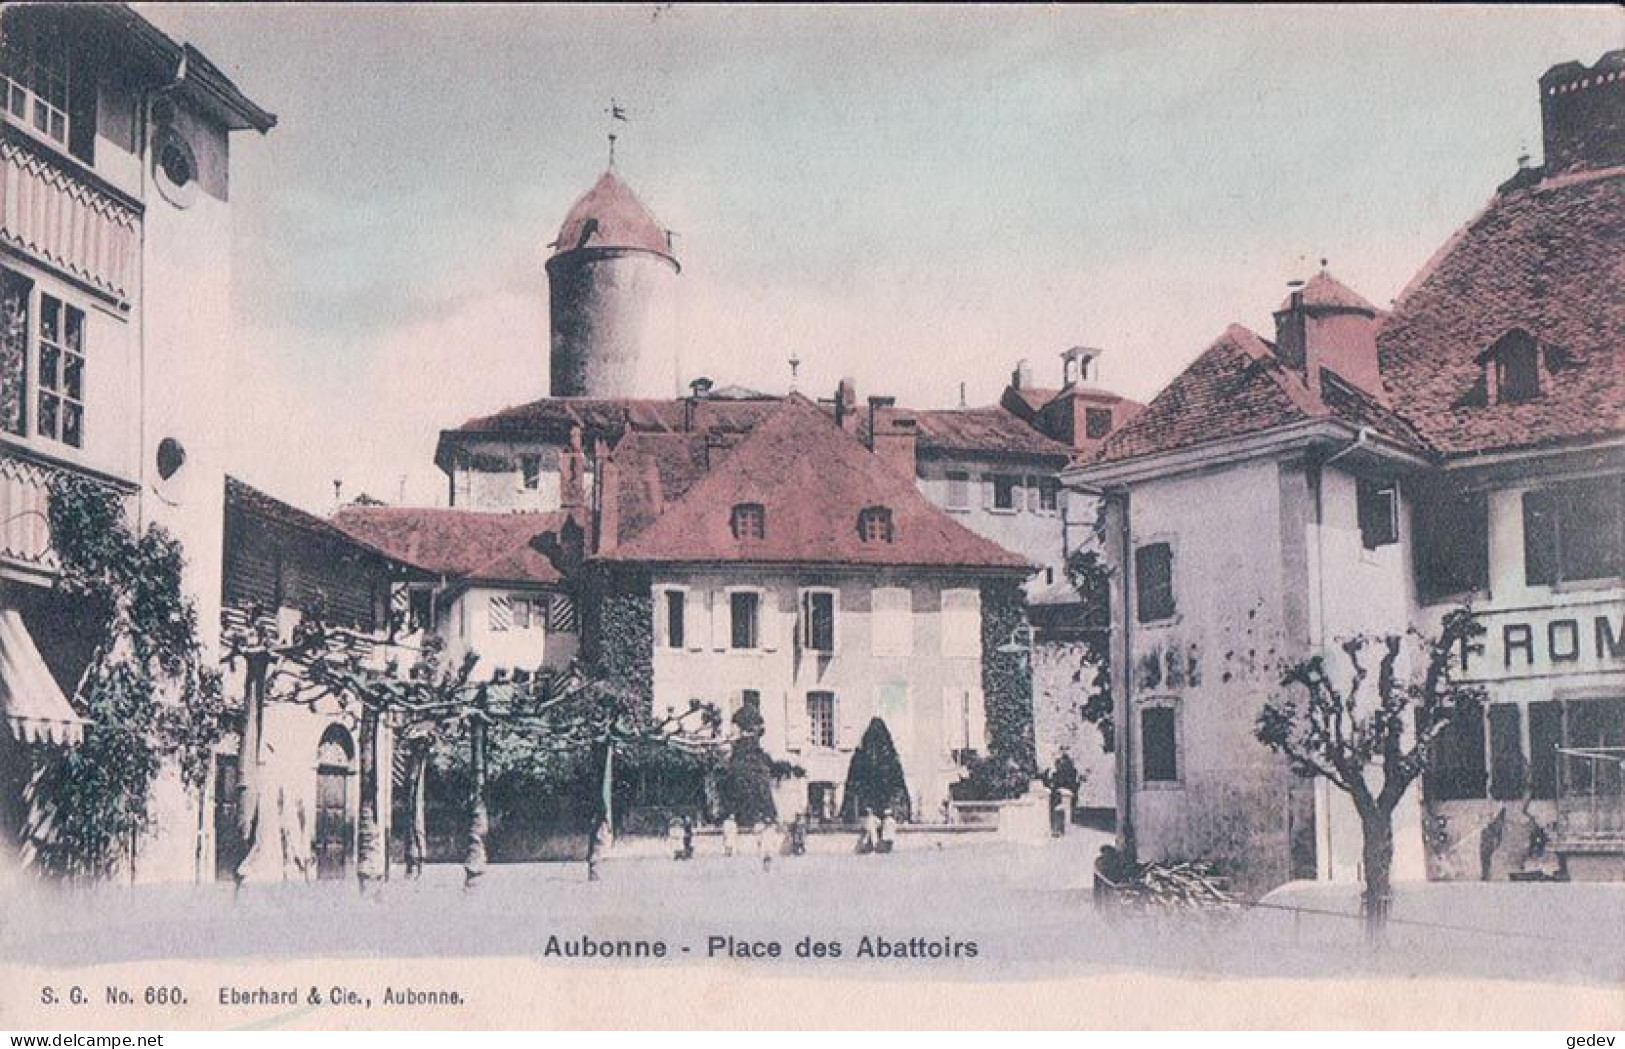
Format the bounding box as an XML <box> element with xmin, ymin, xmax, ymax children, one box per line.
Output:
<box><xmin>910</xmin><ymin>406</ymin><xmax>1074</xmax><ymax>460</ymax></box>
<box><xmin>447</xmin><ymin>397</ymin><xmax>776</xmax><ymax>441</ymax></box>
<box><xmin>1004</xmin><ymin>386</ymin><xmax>1062</xmax><ymax>418</ymax></box>
<box><xmin>1280</xmin><ymin>271</ymin><xmax>1379</xmax><ymax>314</ymax></box>
<box><xmin>602</xmin><ymin>395</ymin><xmax>1029</xmax><ymax>571</ymax></box>
<box><xmin>552</xmin><ymin>170</ymin><xmax>673</xmax><ymax>260</ymax></box>
<box><xmin>1377</xmin><ymin>167</ymin><xmax>1625</xmax><ymax>455</ymax></box>
<box><xmin>605</xmin><ymin>431</ymin><xmax>734</xmax><ymax>546</ymax></box>
<box><xmin>331</xmin><ymin>506</ymin><xmax>572</xmax><ymax>585</ymax></box>
<box><xmin>225</xmin><ymin>476</ymin><xmax>398</xmax><ymax>563</ymax></box>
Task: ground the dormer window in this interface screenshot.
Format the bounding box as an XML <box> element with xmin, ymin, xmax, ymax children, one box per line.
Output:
<box><xmin>857</xmin><ymin>506</ymin><xmax>894</xmax><ymax>543</ymax></box>
<box><xmin>730</xmin><ymin>503</ymin><xmax>766</xmax><ymax>541</ymax></box>
<box><xmin>1485</xmin><ymin>329</ymin><xmax>1541</xmax><ymax>404</ymax></box>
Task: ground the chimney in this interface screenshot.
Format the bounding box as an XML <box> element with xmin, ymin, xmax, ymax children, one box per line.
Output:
<box><xmin>595</xmin><ymin>454</ymin><xmax>620</xmax><ymax>553</ymax></box>
<box><xmin>642</xmin><ymin>457</ymin><xmax>664</xmax><ymax>519</ymax></box>
<box><xmin>1060</xmin><ymin>346</ymin><xmax>1102</xmax><ymax>387</ymax></box>
<box><xmin>834</xmin><ymin>376</ymin><xmax>859</xmax><ymax>432</ymax></box>
<box><xmin>867</xmin><ymin>396</ymin><xmax>918</xmax><ymax>479</ymax></box>
<box><xmin>1011</xmin><ymin>359</ymin><xmax>1034</xmax><ymax>391</ymax></box>
<box><xmin>1271</xmin><ymin>272</ymin><xmax>1383</xmax><ymax>399</ymax></box>
<box><xmin>560</xmin><ymin>426</ymin><xmax>586</xmax><ymax>509</ymax></box>
<box><xmin>685</xmin><ymin>377</ymin><xmax>713</xmax><ymax>432</ymax></box>
<box><xmin>1539</xmin><ymin>51</ymin><xmax>1625</xmax><ymax>175</ymax></box>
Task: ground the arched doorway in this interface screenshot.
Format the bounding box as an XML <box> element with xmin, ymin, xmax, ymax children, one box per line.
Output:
<box><xmin>313</xmin><ymin>724</ymin><xmax>355</xmax><ymax>881</ymax></box>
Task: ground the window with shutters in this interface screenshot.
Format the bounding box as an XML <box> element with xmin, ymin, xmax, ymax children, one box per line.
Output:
<box><xmin>1522</xmin><ymin>477</ymin><xmax>1625</xmax><ymax>587</ymax></box>
<box><xmin>801</xmin><ymin>589</ymin><xmax>837</xmax><ymax>653</ymax></box>
<box><xmin>1356</xmin><ymin>479</ymin><xmax>1399</xmax><ymax>550</ymax></box>
<box><xmin>1140</xmin><ymin>702</ymin><xmax>1180</xmax><ymax>784</ymax></box>
<box><xmin>1562</xmin><ymin>697</ymin><xmax>1625</xmax><ymax>797</ymax></box>
<box><xmin>730</xmin><ymin>503</ymin><xmax>766</xmax><ymax>541</ymax></box>
<box><xmin>1423</xmin><ymin>705</ymin><xmax>1487</xmax><ymax>801</ymax></box>
<box><xmin>1528</xmin><ymin>700</ymin><xmax>1562</xmax><ymax>800</ymax></box>
<box><xmin>871</xmin><ymin>587</ymin><xmax>912</xmax><ymax>657</ymax></box>
<box><xmin>1134</xmin><ymin>542</ymin><xmax>1175</xmax><ymax>623</ymax></box>
<box><xmin>1488</xmin><ymin>703</ymin><xmax>1526</xmax><ymax>801</ymax></box>
<box><xmin>806</xmin><ymin>691</ymin><xmax>836</xmax><ymax>749</ymax></box>
<box><xmin>1413</xmin><ymin>486</ymin><xmax>1489</xmax><ymax>602</ymax></box>
<box><xmin>729</xmin><ymin>590</ymin><xmax>760</xmax><ymax>650</ymax></box>
<box><xmin>659</xmin><ymin>589</ymin><xmax>686</xmax><ymax>649</ymax></box>
<box><xmin>1038</xmin><ymin>477</ymin><xmax>1060</xmax><ymax>514</ymax></box>
<box><xmin>991</xmin><ymin>474</ymin><xmax>1019</xmax><ymax>512</ymax></box>
<box><xmin>487</xmin><ymin>594</ymin><xmax>513</xmax><ymax>633</ymax></box>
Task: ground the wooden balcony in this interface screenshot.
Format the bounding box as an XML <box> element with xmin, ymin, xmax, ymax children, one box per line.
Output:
<box><xmin>0</xmin><ymin>123</ymin><xmax>140</xmax><ymax>306</ymax></box>
<box><xmin>0</xmin><ymin>442</ymin><xmax>134</xmax><ymax>581</ymax></box>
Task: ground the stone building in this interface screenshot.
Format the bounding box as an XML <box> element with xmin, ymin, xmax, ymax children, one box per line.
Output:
<box><xmin>0</xmin><ymin>5</ymin><xmax>273</xmax><ymax>882</ymax></box>
<box><xmin>1066</xmin><ymin>51</ymin><xmax>1625</xmax><ymax>894</ymax></box>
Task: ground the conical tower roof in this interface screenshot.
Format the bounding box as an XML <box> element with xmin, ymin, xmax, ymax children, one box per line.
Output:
<box><xmin>552</xmin><ymin>170</ymin><xmax>674</xmax><ymax>262</ymax></box>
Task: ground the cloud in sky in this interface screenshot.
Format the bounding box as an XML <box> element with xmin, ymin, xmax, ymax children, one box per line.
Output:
<box><xmin>138</xmin><ymin>4</ymin><xmax>1623</xmax><ymax>513</ymax></box>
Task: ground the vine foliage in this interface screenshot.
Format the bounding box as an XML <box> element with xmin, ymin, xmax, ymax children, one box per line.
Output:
<box><xmin>35</xmin><ymin>476</ymin><xmax>224</xmax><ymax>880</ymax></box>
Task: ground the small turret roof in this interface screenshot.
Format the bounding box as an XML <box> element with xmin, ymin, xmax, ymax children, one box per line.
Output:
<box><xmin>1278</xmin><ymin>270</ymin><xmax>1378</xmax><ymax>314</ymax></box>
<box><xmin>553</xmin><ymin>170</ymin><xmax>674</xmax><ymax>260</ymax></box>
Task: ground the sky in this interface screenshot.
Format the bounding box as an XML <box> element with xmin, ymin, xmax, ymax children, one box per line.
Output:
<box><xmin>137</xmin><ymin>4</ymin><xmax>1624</xmax><ymax>514</ymax></box>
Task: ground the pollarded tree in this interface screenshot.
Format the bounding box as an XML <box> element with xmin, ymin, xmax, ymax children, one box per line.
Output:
<box><xmin>840</xmin><ymin>717</ymin><xmax>911</xmax><ymax>822</ymax></box>
<box><xmin>1254</xmin><ymin>610</ymin><xmax>1485</xmax><ymax>941</ymax></box>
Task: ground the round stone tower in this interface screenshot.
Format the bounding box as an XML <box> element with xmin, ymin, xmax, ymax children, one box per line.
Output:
<box><xmin>546</xmin><ymin>169</ymin><xmax>681</xmax><ymax>398</ymax></box>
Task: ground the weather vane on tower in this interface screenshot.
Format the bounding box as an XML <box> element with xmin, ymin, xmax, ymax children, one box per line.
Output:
<box><xmin>605</xmin><ymin>98</ymin><xmax>629</xmax><ymax>168</ymax></box>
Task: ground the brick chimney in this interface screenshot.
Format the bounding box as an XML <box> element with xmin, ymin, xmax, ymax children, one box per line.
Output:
<box><xmin>834</xmin><ymin>376</ymin><xmax>859</xmax><ymax>432</ymax></box>
<box><xmin>1271</xmin><ymin>271</ymin><xmax>1383</xmax><ymax>400</ymax></box>
<box><xmin>867</xmin><ymin>396</ymin><xmax>918</xmax><ymax>480</ymax></box>
<box><xmin>560</xmin><ymin>425</ymin><xmax>586</xmax><ymax>509</ymax></box>
<box><xmin>1540</xmin><ymin>51</ymin><xmax>1625</xmax><ymax>175</ymax></box>
<box><xmin>1011</xmin><ymin>358</ymin><xmax>1034</xmax><ymax>390</ymax></box>
<box><xmin>595</xmin><ymin>454</ymin><xmax>620</xmax><ymax>554</ymax></box>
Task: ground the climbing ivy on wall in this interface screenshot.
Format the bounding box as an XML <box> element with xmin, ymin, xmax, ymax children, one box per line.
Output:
<box><xmin>1064</xmin><ymin>546</ymin><xmax>1115</xmax><ymax>752</ymax></box>
<box><xmin>34</xmin><ymin>475</ymin><xmax>225</xmax><ymax>880</ymax></box>
<box><xmin>980</xmin><ymin>579</ymin><xmax>1036</xmax><ymax>792</ymax></box>
<box><xmin>579</xmin><ymin>566</ymin><xmax>653</xmax><ymax>710</ymax></box>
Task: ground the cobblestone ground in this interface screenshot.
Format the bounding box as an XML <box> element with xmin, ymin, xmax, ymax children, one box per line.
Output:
<box><xmin>2</xmin><ymin>828</ymin><xmax>1622</xmax><ymax>986</ymax></box>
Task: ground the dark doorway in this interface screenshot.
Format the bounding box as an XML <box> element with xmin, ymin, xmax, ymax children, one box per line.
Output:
<box><xmin>313</xmin><ymin>724</ymin><xmax>354</xmax><ymax>881</ymax></box>
<box><xmin>213</xmin><ymin>754</ymin><xmax>246</xmax><ymax>881</ymax></box>
<box><xmin>1288</xmin><ymin>774</ymin><xmax>1318</xmax><ymax>881</ymax></box>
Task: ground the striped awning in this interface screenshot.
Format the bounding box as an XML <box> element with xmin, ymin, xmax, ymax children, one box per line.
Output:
<box><xmin>0</xmin><ymin>608</ymin><xmax>87</xmax><ymax>746</ymax></box>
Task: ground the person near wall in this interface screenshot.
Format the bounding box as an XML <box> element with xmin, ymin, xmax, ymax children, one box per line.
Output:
<box><xmin>757</xmin><ymin>821</ymin><xmax>782</xmax><ymax>872</ymax></box>
<box><xmin>857</xmin><ymin>808</ymin><xmax>878</xmax><ymax>855</ymax></box>
<box><xmin>788</xmin><ymin>813</ymin><xmax>808</xmax><ymax>856</ymax></box>
<box><xmin>722</xmin><ymin>814</ymin><xmax>739</xmax><ymax>857</ymax></box>
<box><xmin>878</xmin><ymin>810</ymin><xmax>898</xmax><ymax>854</ymax></box>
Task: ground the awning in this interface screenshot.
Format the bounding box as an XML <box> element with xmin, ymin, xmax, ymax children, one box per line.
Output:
<box><xmin>0</xmin><ymin>608</ymin><xmax>87</xmax><ymax>746</ymax></box>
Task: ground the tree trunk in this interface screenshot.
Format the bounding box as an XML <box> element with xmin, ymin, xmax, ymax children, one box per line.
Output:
<box><xmin>1360</xmin><ymin>806</ymin><xmax>1395</xmax><ymax>944</ymax></box>
<box><xmin>232</xmin><ymin>654</ymin><xmax>270</xmax><ymax>886</ymax></box>
<box><xmin>464</xmin><ymin>718</ymin><xmax>489</xmax><ymax>889</ymax></box>
<box><xmin>586</xmin><ymin>743</ymin><xmax>613</xmax><ymax>882</ymax></box>
<box><xmin>404</xmin><ymin>738</ymin><xmax>429</xmax><ymax>880</ymax></box>
<box><xmin>355</xmin><ymin>705</ymin><xmax>385</xmax><ymax>894</ymax></box>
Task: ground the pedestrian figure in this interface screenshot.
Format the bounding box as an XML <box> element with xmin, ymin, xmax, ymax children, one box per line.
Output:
<box><xmin>680</xmin><ymin>815</ymin><xmax>695</xmax><ymax>860</ymax></box>
<box><xmin>757</xmin><ymin>820</ymin><xmax>782</xmax><ymax>872</ymax></box>
<box><xmin>856</xmin><ymin>808</ymin><xmax>878</xmax><ymax>855</ymax></box>
<box><xmin>788</xmin><ymin>813</ymin><xmax>808</xmax><ymax>856</ymax></box>
<box><xmin>667</xmin><ymin>817</ymin><xmax>686</xmax><ymax>861</ymax></box>
<box><xmin>721</xmin><ymin>814</ymin><xmax>739</xmax><ymax>857</ymax></box>
<box><xmin>878</xmin><ymin>809</ymin><xmax>898</xmax><ymax>854</ymax></box>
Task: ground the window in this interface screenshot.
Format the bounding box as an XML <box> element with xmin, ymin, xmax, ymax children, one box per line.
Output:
<box><xmin>1563</xmin><ymin>698</ymin><xmax>1625</xmax><ymax>797</ymax></box>
<box><xmin>807</xmin><ymin>692</ymin><xmax>837</xmax><ymax>749</ymax></box>
<box><xmin>32</xmin><ymin>294</ymin><xmax>84</xmax><ymax>448</ymax></box>
<box><xmin>1525</xmin><ymin>701</ymin><xmax>1561</xmax><ymax>800</ymax></box>
<box><xmin>1493</xmin><ymin>331</ymin><xmax>1541</xmax><ymax>403</ymax></box>
<box><xmin>730</xmin><ymin>503</ymin><xmax>766</xmax><ymax>541</ymax></box>
<box><xmin>941</xmin><ymin>589</ymin><xmax>980</xmax><ymax>657</ymax></box>
<box><xmin>945</xmin><ymin>471</ymin><xmax>970</xmax><ymax>510</ymax></box>
<box><xmin>1141</xmin><ymin>704</ymin><xmax>1179</xmax><ymax>783</ymax></box>
<box><xmin>661</xmin><ymin>590</ymin><xmax>685</xmax><ymax>649</ymax></box>
<box><xmin>406</xmin><ymin>588</ymin><xmax>433</xmax><ymax>632</ymax></box>
<box><xmin>1423</xmin><ymin>704</ymin><xmax>1486</xmax><ymax>801</ymax></box>
<box><xmin>1488</xmin><ymin>703</ymin><xmax>1526</xmax><ymax>801</ymax></box>
<box><xmin>1357</xmin><ymin>479</ymin><xmax>1399</xmax><ymax>550</ymax></box>
<box><xmin>488</xmin><ymin>595</ymin><xmax>513</xmax><ymax>633</ymax></box>
<box><xmin>1523</xmin><ymin>478</ymin><xmax>1625</xmax><ymax>587</ymax></box>
<box><xmin>1085</xmin><ymin>407</ymin><xmax>1113</xmax><ymax>440</ymax></box>
<box><xmin>490</xmin><ymin>595</ymin><xmax>548</xmax><ymax>633</ymax></box>
<box><xmin>511</xmin><ymin>596</ymin><xmax>532</xmax><ymax>630</ymax></box>
<box><xmin>1038</xmin><ymin>478</ymin><xmax>1060</xmax><ymax>513</ymax></box>
<box><xmin>730</xmin><ymin>590</ymin><xmax>760</xmax><ymax>649</ymax></box>
<box><xmin>1134</xmin><ymin>542</ymin><xmax>1175</xmax><ymax>623</ymax></box>
<box><xmin>520</xmin><ymin>454</ymin><xmax>542</xmax><ymax>491</ymax></box>
<box><xmin>0</xmin><ymin>17</ymin><xmax>70</xmax><ymax>148</ymax></box>
<box><xmin>1413</xmin><ymin>486</ymin><xmax>1489</xmax><ymax>601</ymax></box>
<box><xmin>992</xmin><ymin>474</ymin><xmax>1019</xmax><ymax>511</ymax></box>
<box><xmin>871</xmin><ymin>587</ymin><xmax>912</xmax><ymax>657</ymax></box>
<box><xmin>801</xmin><ymin>589</ymin><xmax>836</xmax><ymax>653</ymax></box>
<box><xmin>857</xmin><ymin>506</ymin><xmax>894</xmax><ymax>543</ymax></box>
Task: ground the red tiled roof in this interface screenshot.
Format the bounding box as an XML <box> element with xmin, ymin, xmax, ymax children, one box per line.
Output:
<box><xmin>224</xmin><ymin>476</ymin><xmax>400</xmax><ymax>564</ymax></box>
<box><xmin>448</xmin><ymin>397</ymin><xmax>776</xmax><ymax>440</ymax></box>
<box><xmin>1280</xmin><ymin>271</ymin><xmax>1379</xmax><ymax>314</ymax></box>
<box><xmin>331</xmin><ymin>507</ymin><xmax>572</xmax><ymax>585</ymax></box>
<box><xmin>602</xmin><ymin>395</ymin><xmax>1029</xmax><ymax>571</ymax></box>
<box><xmin>910</xmin><ymin>407</ymin><xmax>1074</xmax><ymax>460</ymax></box>
<box><xmin>552</xmin><ymin>170</ymin><xmax>673</xmax><ymax>260</ymax></box>
<box><xmin>1377</xmin><ymin>167</ymin><xmax>1625</xmax><ymax>455</ymax></box>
